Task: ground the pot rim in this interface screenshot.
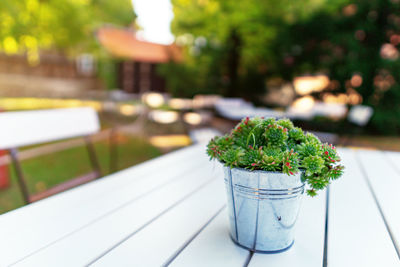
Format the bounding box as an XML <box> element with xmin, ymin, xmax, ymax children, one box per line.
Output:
<box><xmin>221</xmin><ymin>164</ymin><xmax>303</xmax><ymax>176</ymax></box>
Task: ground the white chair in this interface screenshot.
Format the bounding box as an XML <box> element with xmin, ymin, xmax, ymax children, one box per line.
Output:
<box><xmin>348</xmin><ymin>105</ymin><xmax>374</xmax><ymax>126</ymax></box>
<box><xmin>0</xmin><ymin>107</ymin><xmax>102</xmax><ymax>204</ymax></box>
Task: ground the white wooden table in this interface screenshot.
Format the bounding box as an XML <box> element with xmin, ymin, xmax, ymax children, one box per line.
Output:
<box><xmin>1</xmin><ymin>144</ymin><xmax>399</xmax><ymax>267</ymax></box>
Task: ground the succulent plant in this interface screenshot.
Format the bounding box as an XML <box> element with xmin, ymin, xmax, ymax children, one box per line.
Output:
<box><xmin>207</xmin><ymin>117</ymin><xmax>344</xmax><ymax>196</ymax></box>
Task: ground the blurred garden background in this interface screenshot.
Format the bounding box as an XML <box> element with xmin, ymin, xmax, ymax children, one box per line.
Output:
<box><xmin>0</xmin><ymin>0</ymin><xmax>400</xmax><ymax>213</ymax></box>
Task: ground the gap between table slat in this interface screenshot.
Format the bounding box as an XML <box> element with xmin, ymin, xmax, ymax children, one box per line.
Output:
<box><xmin>163</xmin><ymin>205</ymin><xmax>226</xmax><ymax>266</ymax></box>
<box><xmin>384</xmin><ymin>151</ymin><xmax>400</xmax><ymax>175</ymax></box>
<box><xmin>8</xmin><ymin>158</ymin><xmax>209</xmax><ymax>266</ymax></box>
<box><xmin>243</xmin><ymin>252</ymin><xmax>254</xmax><ymax>267</ymax></box>
<box><xmin>86</xmin><ymin>175</ymin><xmax>219</xmax><ymax>266</ymax></box>
<box><xmin>322</xmin><ymin>186</ymin><xmax>330</xmax><ymax>267</ymax></box>
<box><xmin>354</xmin><ymin>150</ymin><xmax>400</xmax><ymax>259</ymax></box>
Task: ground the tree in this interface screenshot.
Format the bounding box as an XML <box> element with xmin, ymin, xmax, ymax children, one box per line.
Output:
<box><xmin>275</xmin><ymin>0</ymin><xmax>400</xmax><ymax>134</ymax></box>
<box><xmin>0</xmin><ymin>0</ymin><xmax>135</xmax><ymax>64</ymax></box>
<box><xmin>166</xmin><ymin>0</ymin><xmax>345</xmax><ymax>98</ymax></box>
<box><xmin>168</xmin><ymin>0</ymin><xmax>400</xmax><ymax>134</ymax></box>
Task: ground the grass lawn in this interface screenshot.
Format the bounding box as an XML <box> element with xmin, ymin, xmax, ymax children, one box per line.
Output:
<box><xmin>0</xmin><ymin>134</ymin><xmax>162</xmax><ymax>214</ymax></box>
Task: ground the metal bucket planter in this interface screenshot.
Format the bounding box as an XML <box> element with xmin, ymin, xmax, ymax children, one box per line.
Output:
<box><xmin>223</xmin><ymin>166</ymin><xmax>304</xmax><ymax>253</ymax></box>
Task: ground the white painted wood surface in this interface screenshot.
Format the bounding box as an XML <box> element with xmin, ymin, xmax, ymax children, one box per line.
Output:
<box><xmin>92</xmin><ymin>178</ymin><xmax>226</xmax><ymax>267</ymax></box>
<box><xmin>0</xmin><ymin>145</ymin><xmax>399</xmax><ymax>266</ymax></box>
<box><xmin>0</xmin><ymin>144</ymin><xmax>206</xmax><ymax>266</ymax></box>
<box><xmin>12</xmin><ymin>149</ymin><xmax>219</xmax><ymax>266</ymax></box>
<box><xmin>0</xmin><ymin>107</ymin><xmax>100</xmax><ymax>149</ymax></box>
<box><xmin>356</xmin><ymin>149</ymin><xmax>400</xmax><ymax>255</ymax></box>
<box><xmin>327</xmin><ymin>148</ymin><xmax>399</xmax><ymax>267</ymax></box>
<box><xmin>170</xmin><ymin>209</ymin><xmax>251</xmax><ymax>267</ymax></box>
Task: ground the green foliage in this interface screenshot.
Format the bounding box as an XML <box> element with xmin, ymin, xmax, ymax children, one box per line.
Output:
<box><xmin>97</xmin><ymin>58</ymin><xmax>119</xmax><ymax>89</ymax></box>
<box><xmin>167</xmin><ymin>0</ymin><xmax>400</xmax><ymax>135</ymax></box>
<box><xmin>297</xmin><ymin>142</ymin><xmax>322</xmax><ymax>157</ymax></box>
<box><xmin>288</xmin><ymin>127</ymin><xmax>305</xmax><ymax>141</ymax></box>
<box><xmin>206</xmin><ymin>135</ymin><xmax>233</xmax><ymax>158</ymax></box>
<box><xmin>263</xmin><ymin>124</ymin><xmax>288</xmax><ymax>148</ymax></box>
<box><xmin>273</xmin><ymin>0</ymin><xmax>400</xmax><ymax>134</ymax></box>
<box><xmin>277</xmin><ymin>119</ymin><xmax>294</xmax><ymax>130</ymax></box>
<box><xmin>0</xmin><ymin>0</ymin><xmax>135</xmax><ymax>63</ymax></box>
<box><xmin>207</xmin><ymin>117</ymin><xmax>344</xmax><ymax>196</ymax></box>
<box><xmin>302</xmin><ymin>156</ymin><xmax>325</xmax><ymax>176</ymax></box>
<box><xmin>165</xmin><ymin>0</ymin><xmax>334</xmax><ymax>98</ymax></box>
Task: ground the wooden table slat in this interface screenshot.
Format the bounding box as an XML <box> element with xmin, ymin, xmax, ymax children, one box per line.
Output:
<box><xmin>327</xmin><ymin>148</ymin><xmax>399</xmax><ymax>267</ymax></box>
<box><xmin>356</xmin><ymin>149</ymin><xmax>400</xmax><ymax>256</ymax></box>
<box><xmin>0</xmin><ymin>145</ymin><xmax>206</xmax><ymax>266</ymax></box>
<box><xmin>170</xmin><ymin>209</ymin><xmax>250</xmax><ymax>267</ymax></box>
<box><xmin>384</xmin><ymin>151</ymin><xmax>400</xmax><ymax>171</ymax></box>
<box><xmin>92</xmin><ymin>178</ymin><xmax>226</xmax><ymax>267</ymax></box>
<box><xmin>12</xmin><ymin>157</ymin><xmax>220</xmax><ymax>267</ymax></box>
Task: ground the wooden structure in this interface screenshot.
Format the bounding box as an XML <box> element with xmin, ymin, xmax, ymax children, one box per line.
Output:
<box><xmin>0</xmin><ymin>53</ymin><xmax>94</xmax><ymax>79</ymax></box>
<box><xmin>0</xmin><ymin>144</ymin><xmax>399</xmax><ymax>266</ymax></box>
<box><xmin>0</xmin><ymin>53</ymin><xmax>102</xmax><ymax>98</ymax></box>
<box><xmin>0</xmin><ymin>107</ymin><xmax>102</xmax><ymax>203</ymax></box>
<box><xmin>97</xmin><ymin>27</ymin><xmax>182</xmax><ymax>94</ymax></box>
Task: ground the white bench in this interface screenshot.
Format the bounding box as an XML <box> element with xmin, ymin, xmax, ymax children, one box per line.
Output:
<box><xmin>0</xmin><ymin>107</ymin><xmax>102</xmax><ymax>203</ymax></box>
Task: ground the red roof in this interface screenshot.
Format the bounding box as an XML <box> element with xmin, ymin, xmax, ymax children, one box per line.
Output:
<box><xmin>96</xmin><ymin>27</ymin><xmax>182</xmax><ymax>63</ymax></box>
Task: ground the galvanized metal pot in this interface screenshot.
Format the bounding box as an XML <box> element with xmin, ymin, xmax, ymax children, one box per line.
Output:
<box><xmin>223</xmin><ymin>166</ymin><xmax>304</xmax><ymax>253</ymax></box>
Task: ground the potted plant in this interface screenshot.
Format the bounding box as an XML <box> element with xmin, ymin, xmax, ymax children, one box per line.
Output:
<box><xmin>207</xmin><ymin>117</ymin><xmax>344</xmax><ymax>253</ymax></box>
